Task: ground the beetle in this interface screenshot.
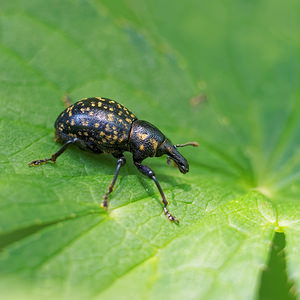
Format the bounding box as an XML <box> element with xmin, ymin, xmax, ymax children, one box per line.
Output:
<box><xmin>29</xmin><ymin>97</ymin><xmax>198</xmax><ymax>223</ymax></box>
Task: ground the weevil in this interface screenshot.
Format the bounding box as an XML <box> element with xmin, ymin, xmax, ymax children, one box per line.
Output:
<box><xmin>29</xmin><ymin>97</ymin><xmax>198</xmax><ymax>223</ymax></box>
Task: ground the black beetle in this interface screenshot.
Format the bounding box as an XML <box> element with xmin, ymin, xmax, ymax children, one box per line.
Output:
<box><xmin>29</xmin><ymin>97</ymin><xmax>198</xmax><ymax>223</ymax></box>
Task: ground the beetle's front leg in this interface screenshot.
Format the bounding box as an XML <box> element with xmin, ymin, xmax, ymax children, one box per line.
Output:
<box><xmin>134</xmin><ymin>162</ymin><xmax>179</xmax><ymax>223</ymax></box>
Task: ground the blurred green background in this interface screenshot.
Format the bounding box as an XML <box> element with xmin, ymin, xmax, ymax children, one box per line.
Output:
<box><xmin>0</xmin><ymin>0</ymin><xmax>300</xmax><ymax>299</ymax></box>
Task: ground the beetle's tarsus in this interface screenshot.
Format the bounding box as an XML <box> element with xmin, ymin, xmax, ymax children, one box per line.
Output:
<box><xmin>164</xmin><ymin>207</ymin><xmax>179</xmax><ymax>224</ymax></box>
<box><xmin>101</xmin><ymin>198</ymin><xmax>108</xmax><ymax>209</ymax></box>
<box><xmin>28</xmin><ymin>158</ymin><xmax>51</xmax><ymax>166</ymax></box>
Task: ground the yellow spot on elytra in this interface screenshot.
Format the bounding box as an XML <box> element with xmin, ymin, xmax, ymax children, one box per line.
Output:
<box><xmin>118</xmin><ymin>111</ymin><xmax>123</xmax><ymax>116</ymax></box>
<box><xmin>71</xmin><ymin>119</ymin><xmax>75</xmax><ymax>126</ymax></box>
<box><xmin>69</xmin><ymin>111</ymin><xmax>72</xmax><ymax>117</ymax></box>
<box><xmin>102</xmin><ymin>138</ymin><xmax>107</xmax><ymax>143</ymax></box>
<box><xmin>84</xmin><ymin>132</ymin><xmax>88</xmax><ymax>136</ymax></box>
<box><xmin>113</xmin><ymin>135</ymin><xmax>118</xmax><ymax>140</ymax></box>
<box><xmin>137</xmin><ymin>133</ymin><xmax>148</xmax><ymax>140</ymax></box>
<box><xmin>66</xmin><ymin>120</ymin><xmax>69</xmax><ymax>124</ymax></box>
<box><xmin>130</xmin><ymin>113</ymin><xmax>135</xmax><ymax>118</ymax></box>
<box><xmin>80</xmin><ymin>108</ymin><xmax>85</xmax><ymax>113</ymax></box>
<box><xmin>109</xmin><ymin>100</ymin><xmax>115</xmax><ymax>104</ymax></box>
<box><xmin>125</xmin><ymin>118</ymin><xmax>131</xmax><ymax>123</ymax></box>
<box><xmin>86</xmin><ymin>107</ymin><xmax>90</xmax><ymax>111</ymax></box>
<box><xmin>98</xmin><ymin>102</ymin><xmax>102</xmax><ymax>107</ymax></box>
<box><xmin>82</xmin><ymin>119</ymin><xmax>89</xmax><ymax>126</ymax></box>
<box><xmin>139</xmin><ymin>145</ymin><xmax>144</xmax><ymax>151</ymax></box>
<box><xmin>113</xmin><ymin>130</ymin><xmax>118</xmax><ymax>135</ymax></box>
<box><xmin>117</xmin><ymin>104</ymin><xmax>121</xmax><ymax>109</ymax></box>
<box><xmin>100</xmin><ymin>131</ymin><xmax>105</xmax><ymax>136</ymax></box>
<box><xmin>95</xmin><ymin>123</ymin><xmax>100</xmax><ymax>128</ymax></box>
<box><xmin>109</xmin><ymin>107</ymin><xmax>114</xmax><ymax>111</ymax></box>
<box><xmin>91</xmin><ymin>102</ymin><xmax>95</xmax><ymax>107</ymax></box>
<box><xmin>104</xmin><ymin>106</ymin><xmax>108</xmax><ymax>109</ymax></box>
<box><xmin>119</xmin><ymin>137</ymin><xmax>124</xmax><ymax>143</ymax></box>
<box><xmin>105</xmin><ymin>124</ymin><xmax>111</xmax><ymax>131</ymax></box>
<box><xmin>89</xmin><ymin>137</ymin><xmax>94</xmax><ymax>141</ymax></box>
<box><xmin>89</xmin><ymin>111</ymin><xmax>94</xmax><ymax>116</ymax></box>
<box><xmin>112</xmin><ymin>125</ymin><xmax>116</xmax><ymax>130</ymax></box>
<box><xmin>78</xmin><ymin>131</ymin><xmax>82</xmax><ymax>135</ymax></box>
<box><xmin>107</xmin><ymin>114</ymin><xmax>114</xmax><ymax>121</ymax></box>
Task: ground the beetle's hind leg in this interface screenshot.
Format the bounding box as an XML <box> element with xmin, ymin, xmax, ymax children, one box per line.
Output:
<box><xmin>102</xmin><ymin>155</ymin><xmax>126</xmax><ymax>209</ymax></box>
<box><xmin>134</xmin><ymin>162</ymin><xmax>179</xmax><ymax>223</ymax></box>
<box><xmin>28</xmin><ymin>138</ymin><xmax>78</xmax><ymax>166</ymax></box>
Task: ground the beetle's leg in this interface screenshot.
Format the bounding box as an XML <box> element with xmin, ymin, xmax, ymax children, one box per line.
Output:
<box><xmin>102</xmin><ymin>156</ymin><xmax>126</xmax><ymax>209</ymax></box>
<box><xmin>63</xmin><ymin>95</ymin><xmax>72</xmax><ymax>108</ymax></box>
<box><xmin>28</xmin><ymin>138</ymin><xmax>78</xmax><ymax>166</ymax></box>
<box><xmin>134</xmin><ymin>162</ymin><xmax>179</xmax><ymax>223</ymax></box>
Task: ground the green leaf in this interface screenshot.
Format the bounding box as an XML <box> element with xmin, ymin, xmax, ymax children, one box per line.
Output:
<box><xmin>0</xmin><ymin>0</ymin><xmax>299</xmax><ymax>299</ymax></box>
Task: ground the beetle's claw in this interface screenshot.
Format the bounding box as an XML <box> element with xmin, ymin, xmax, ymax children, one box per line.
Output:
<box><xmin>163</xmin><ymin>207</ymin><xmax>179</xmax><ymax>224</ymax></box>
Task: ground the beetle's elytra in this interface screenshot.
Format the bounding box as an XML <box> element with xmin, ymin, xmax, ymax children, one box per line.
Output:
<box><xmin>29</xmin><ymin>97</ymin><xmax>198</xmax><ymax>223</ymax></box>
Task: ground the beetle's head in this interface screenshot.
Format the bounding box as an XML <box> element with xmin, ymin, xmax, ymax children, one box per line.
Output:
<box><xmin>156</xmin><ymin>139</ymin><xmax>190</xmax><ymax>174</ymax></box>
<box><xmin>130</xmin><ymin>120</ymin><xmax>198</xmax><ymax>172</ymax></box>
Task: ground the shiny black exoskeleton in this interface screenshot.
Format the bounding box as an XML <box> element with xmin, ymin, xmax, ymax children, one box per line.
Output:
<box><xmin>29</xmin><ymin>97</ymin><xmax>198</xmax><ymax>223</ymax></box>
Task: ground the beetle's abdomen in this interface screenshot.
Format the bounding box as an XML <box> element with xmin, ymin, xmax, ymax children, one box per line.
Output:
<box><xmin>55</xmin><ymin>97</ymin><xmax>137</xmax><ymax>153</ymax></box>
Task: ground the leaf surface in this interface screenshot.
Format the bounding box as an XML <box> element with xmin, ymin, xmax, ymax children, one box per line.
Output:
<box><xmin>0</xmin><ymin>0</ymin><xmax>299</xmax><ymax>299</ymax></box>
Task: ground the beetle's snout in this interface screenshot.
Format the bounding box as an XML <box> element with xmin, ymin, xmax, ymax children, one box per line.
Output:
<box><xmin>158</xmin><ymin>139</ymin><xmax>190</xmax><ymax>174</ymax></box>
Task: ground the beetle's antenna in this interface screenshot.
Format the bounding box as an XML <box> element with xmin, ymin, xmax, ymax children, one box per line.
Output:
<box><xmin>174</xmin><ymin>142</ymin><xmax>199</xmax><ymax>148</ymax></box>
<box><xmin>167</xmin><ymin>142</ymin><xmax>198</xmax><ymax>166</ymax></box>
